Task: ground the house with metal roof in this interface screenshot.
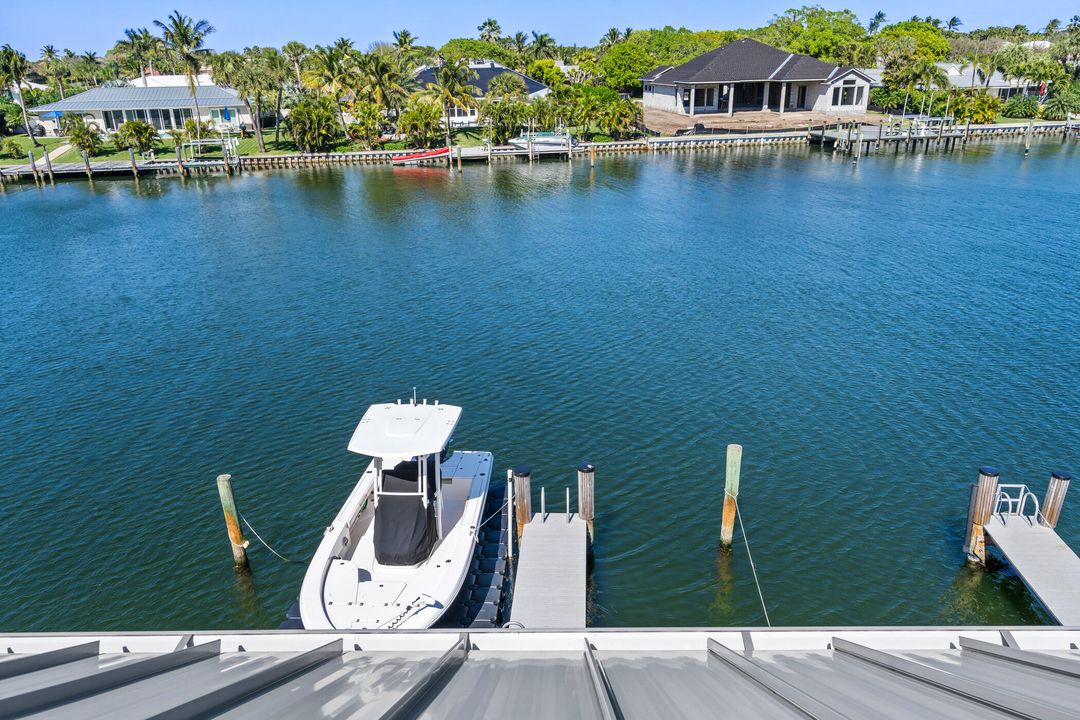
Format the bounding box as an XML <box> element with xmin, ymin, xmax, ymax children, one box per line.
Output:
<box><xmin>28</xmin><ymin>84</ymin><xmax>252</xmax><ymax>137</ymax></box>
<box><xmin>414</xmin><ymin>60</ymin><xmax>550</xmax><ymax>128</ymax></box>
<box><xmin>641</xmin><ymin>39</ymin><xmax>874</xmax><ymax>117</ymax></box>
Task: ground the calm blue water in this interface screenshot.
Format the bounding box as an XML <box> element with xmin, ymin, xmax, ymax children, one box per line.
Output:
<box><xmin>1</xmin><ymin>139</ymin><xmax>1078</xmax><ymax>632</ymax></box>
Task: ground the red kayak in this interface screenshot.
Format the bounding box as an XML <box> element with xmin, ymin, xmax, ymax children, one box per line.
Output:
<box><xmin>392</xmin><ymin>147</ymin><xmax>450</xmax><ymax>165</ymax></box>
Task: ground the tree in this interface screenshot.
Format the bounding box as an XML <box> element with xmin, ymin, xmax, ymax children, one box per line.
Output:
<box><xmin>877</xmin><ymin>21</ymin><xmax>950</xmax><ymax>60</ymax></box>
<box><xmin>525</xmin><ymin>59</ymin><xmax>567</xmax><ymax>90</ymax></box>
<box><xmin>116</xmin><ymin>28</ymin><xmax>158</xmax><ymax>86</ymax></box>
<box><xmin>600</xmin><ymin>28</ymin><xmax>623</xmax><ymax>50</ymax></box>
<box><xmin>0</xmin><ymin>45</ymin><xmax>43</xmax><ymax>147</ymax></box>
<box><xmin>478</xmin><ymin>95</ymin><xmax>526</xmax><ymax>143</ymax></box>
<box><xmin>599</xmin><ymin>43</ymin><xmax>655</xmax><ymax>92</ymax></box>
<box><xmin>393</xmin><ymin>30</ymin><xmax>416</xmax><ymax>53</ymax></box>
<box><xmin>868</xmin><ymin>12</ymin><xmax>887</xmax><ymax>34</ymax></box>
<box><xmin>398</xmin><ymin>95</ymin><xmax>442</xmax><ymax>147</ymax></box>
<box><xmin>598</xmin><ymin>97</ymin><xmax>641</xmax><ymax>139</ymax></box>
<box><xmin>288</xmin><ymin>95</ymin><xmax>339</xmax><ymax>151</ymax></box>
<box><xmin>946</xmin><ymin>17</ymin><xmax>962</xmax><ymax>32</ymax></box>
<box><xmin>359</xmin><ymin>52</ymin><xmax>409</xmax><ymax>113</ymax></box>
<box><xmin>952</xmin><ymin>90</ymin><xmax>1002</xmax><ymax>123</ymax></box>
<box><xmin>346</xmin><ymin>100</ymin><xmax>382</xmax><ymax>147</ymax></box>
<box><xmin>1044</xmin><ymin>19</ymin><xmax>1062</xmax><ymax>37</ymax></box>
<box><xmin>439</xmin><ymin>38</ymin><xmax>515</xmax><ymax>66</ymax></box>
<box><xmin>304</xmin><ymin>44</ymin><xmax>355</xmax><ymax>131</ymax></box>
<box><xmin>529</xmin><ymin>32</ymin><xmax>557</xmax><ymax>60</ymax></box>
<box><xmin>39</xmin><ymin>45</ymin><xmax>68</xmax><ymax>99</ymax></box>
<box><xmin>478</xmin><ymin>19</ymin><xmax>502</xmax><ymax>44</ymax></box>
<box><xmin>1042</xmin><ymin>89</ymin><xmax>1080</xmax><ymax>119</ymax></box>
<box><xmin>424</xmin><ymin>58</ymin><xmax>479</xmax><ymax>146</ymax></box>
<box><xmin>113</xmin><ymin>120</ymin><xmax>159</xmax><ymax>152</ymax></box>
<box><xmin>282</xmin><ymin>41</ymin><xmax>309</xmax><ymax>86</ymax></box>
<box><xmin>762</xmin><ymin>7</ymin><xmax>868</xmax><ymax>64</ymax></box>
<box><xmin>487</xmin><ymin>72</ymin><xmax>527</xmax><ymax>99</ymax></box>
<box><xmin>64</xmin><ymin>115</ymin><xmax>105</xmax><ymax>155</ymax></box>
<box><xmin>155</xmin><ymin>11</ymin><xmax>215</xmax><ymax>145</ymax></box>
<box><xmin>261</xmin><ymin>48</ymin><xmax>290</xmax><ymax>150</ymax></box>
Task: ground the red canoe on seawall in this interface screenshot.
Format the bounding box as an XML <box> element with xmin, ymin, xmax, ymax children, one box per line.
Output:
<box><xmin>392</xmin><ymin>148</ymin><xmax>450</xmax><ymax>165</ymax></box>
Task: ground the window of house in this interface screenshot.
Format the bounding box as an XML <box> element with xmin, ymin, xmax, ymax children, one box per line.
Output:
<box><xmin>682</xmin><ymin>89</ymin><xmax>690</xmax><ymax>102</ymax></box>
<box><xmin>832</xmin><ymin>87</ymin><xmax>840</xmax><ymax>105</ymax></box>
<box><xmin>833</xmin><ymin>80</ymin><xmax>863</xmax><ymax>106</ymax></box>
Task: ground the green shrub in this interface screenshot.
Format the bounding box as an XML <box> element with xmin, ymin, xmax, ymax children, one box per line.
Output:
<box><xmin>1041</xmin><ymin>92</ymin><xmax>1080</xmax><ymax>121</ymax></box>
<box><xmin>113</xmin><ymin>120</ymin><xmax>159</xmax><ymax>153</ymax></box>
<box><xmin>288</xmin><ymin>95</ymin><xmax>339</xmax><ymax>152</ymax></box>
<box><xmin>1002</xmin><ymin>95</ymin><xmax>1040</xmax><ymax>118</ymax></box>
<box><xmin>64</xmin><ymin>116</ymin><xmax>105</xmax><ymax>155</ymax></box>
<box><xmin>2</xmin><ymin>138</ymin><xmax>22</xmax><ymax>158</ymax></box>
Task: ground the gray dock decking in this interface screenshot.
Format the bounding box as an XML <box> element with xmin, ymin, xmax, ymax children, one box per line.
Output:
<box><xmin>510</xmin><ymin>512</ymin><xmax>587</xmax><ymax>628</ymax></box>
<box><xmin>985</xmin><ymin>514</ymin><xmax>1080</xmax><ymax>625</ymax></box>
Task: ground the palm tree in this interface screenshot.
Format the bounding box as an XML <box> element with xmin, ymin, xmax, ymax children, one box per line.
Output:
<box><xmin>1070</xmin><ymin>16</ymin><xmax>1080</xmax><ymax>32</ymax></box>
<box><xmin>529</xmin><ymin>32</ymin><xmax>557</xmax><ymax>60</ymax></box>
<box><xmin>1044</xmin><ymin>19</ymin><xmax>1062</xmax><ymax>37</ymax></box>
<box><xmin>117</xmin><ymin>28</ymin><xmax>156</xmax><ymax>86</ymax></box>
<box><xmin>333</xmin><ymin>37</ymin><xmax>354</xmax><ymax>55</ymax></box>
<box><xmin>80</xmin><ymin>51</ymin><xmax>101</xmax><ymax>87</ymax></box>
<box><xmin>0</xmin><ymin>45</ymin><xmax>43</xmax><ymax>146</ymax></box>
<box><xmin>868</xmin><ymin>11</ymin><xmax>887</xmax><ymax>33</ymax></box>
<box><xmin>261</xmin><ymin>48</ymin><xmax>290</xmax><ymax>149</ymax></box>
<box><xmin>304</xmin><ymin>45</ymin><xmax>354</xmax><ymax>131</ymax></box>
<box><xmin>393</xmin><ymin>30</ymin><xmax>416</xmax><ymax>53</ymax></box>
<box><xmin>965</xmin><ymin>51</ymin><xmax>996</xmax><ymax>87</ymax></box>
<box><xmin>478</xmin><ymin>19</ymin><xmax>501</xmax><ymax>44</ymax></box>
<box><xmin>154</xmin><ymin>11</ymin><xmax>215</xmax><ymax>144</ymax></box>
<box><xmin>946</xmin><ymin>17</ymin><xmax>962</xmax><ymax>32</ymax></box>
<box><xmin>359</xmin><ymin>52</ymin><xmax>408</xmax><ymax>113</ymax></box>
<box><xmin>510</xmin><ymin>32</ymin><xmax>529</xmax><ymax>56</ymax></box>
<box><xmin>39</xmin><ymin>45</ymin><xmax>67</xmax><ymax>99</ymax></box>
<box><xmin>424</xmin><ymin>58</ymin><xmax>479</xmax><ymax>147</ymax></box>
<box><xmin>600</xmin><ymin>28</ymin><xmax>622</xmax><ymax>49</ymax></box>
<box><xmin>282</xmin><ymin>41</ymin><xmax>308</xmax><ymax>87</ymax></box>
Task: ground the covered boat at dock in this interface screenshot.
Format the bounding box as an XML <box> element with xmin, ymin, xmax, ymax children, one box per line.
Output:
<box><xmin>299</xmin><ymin>400</ymin><xmax>492</xmax><ymax>630</ymax></box>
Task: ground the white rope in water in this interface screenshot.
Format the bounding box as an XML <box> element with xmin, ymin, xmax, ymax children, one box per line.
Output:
<box><xmin>735</xmin><ymin>497</ymin><xmax>771</xmax><ymax>627</ymax></box>
<box><xmin>238</xmin><ymin>509</ymin><xmax>308</xmax><ymax>564</ymax></box>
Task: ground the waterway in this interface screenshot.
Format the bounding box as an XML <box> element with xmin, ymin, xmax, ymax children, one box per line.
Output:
<box><xmin>1</xmin><ymin>139</ymin><xmax>1078</xmax><ymax>631</ymax></box>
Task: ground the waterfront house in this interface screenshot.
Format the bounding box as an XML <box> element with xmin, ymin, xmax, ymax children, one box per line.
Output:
<box><xmin>641</xmin><ymin>39</ymin><xmax>873</xmax><ymax>116</ymax></box>
<box><xmin>413</xmin><ymin>60</ymin><xmax>550</xmax><ymax>127</ymax></box>
<box><xmin>860</xmin><ymin>64</ymin><xmax>1043</xmax><ymax>100</ymax></box>
<box><xmin>28</xmin><ymin>84</ymin><xmax>252</xmax><ymax>137</ymax></box>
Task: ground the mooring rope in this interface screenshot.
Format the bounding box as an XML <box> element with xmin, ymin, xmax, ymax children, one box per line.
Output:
<box><xmin>478</xmin><ymin>499</ymin><xmax>509</xmax><ymax>531</ymax></box>
<box><xmin>237</xmin><ymin>509</ymin><xmax>308</xmax><ymax>564</ymax></box>
<box><xmin>735</xmin><ymin>497</ymin><xmax>771</xmax><ymax>627</ymax></box>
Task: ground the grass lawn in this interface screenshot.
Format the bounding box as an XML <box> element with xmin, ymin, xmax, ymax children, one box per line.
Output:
<box><xmin>450</xmin><ymin>128</ymin><xmax>487</xmax><ymax>147</ymax></box>
<box><xmin>0</xmin><ymin>135</ymin><xmax>67</xmax><ymax>165</ymax></box>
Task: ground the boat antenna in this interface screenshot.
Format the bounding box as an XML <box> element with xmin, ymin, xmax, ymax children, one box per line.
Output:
<box><xmin>412</xmin><ymin>387</ymin><xmax>417</xmax><ymax>406</ymax></box>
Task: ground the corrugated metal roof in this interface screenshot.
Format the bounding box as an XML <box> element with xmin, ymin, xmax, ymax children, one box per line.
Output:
<box><xmin>413</xmin><ymin>65</ymin><xmax>548</xmax><ymax>98</ymax></box>
<box><xmin>29</xmin><ymin>85</ymin><xmax>245</xmax><ymax>113</ymax></box>
<box><xmin>1</xmin><ymin>628</ymin><xmax>1078</xmax><ymax>718</ymax></box>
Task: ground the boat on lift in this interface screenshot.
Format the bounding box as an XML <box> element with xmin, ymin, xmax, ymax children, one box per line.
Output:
<box><xmin>508</xmin><ymin>130</ymin><xmax>576</xmax><ymax>151</ymax></box>
<box><xmin>299</xmin><ymin>399</ymin><xmax>492</xmax><ymax>629</ymax></box>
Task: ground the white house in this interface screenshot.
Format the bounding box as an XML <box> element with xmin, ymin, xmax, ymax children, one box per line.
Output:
<box><xmin>860</xmin><ymin>63</ymin><xmax>1043</xmax><ymax>100</ymax></box>
<box><xmin>414</xmin><ymin>60</ymin><xmax>550</xmax><ymax>127</ymax></box>
<box><xmin>641</xmin><ymin>39</ymin><xmax>873</xmax><ymax>116</ymax></box>
<box><xmin>28</xmin><ymin>84</ymin><xmax>252</xmax><ymax>137</ymax></box>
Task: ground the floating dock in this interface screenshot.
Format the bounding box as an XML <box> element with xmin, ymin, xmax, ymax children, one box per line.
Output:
<box><xmin>510</xmin><ymin>511</ymin><xmax>588</xmax><ymax>628</ymax></box>
<box><xmin>965</xmin><ymin>468</ymin><xmax>1079</xmax><ymax>624</ymax></box>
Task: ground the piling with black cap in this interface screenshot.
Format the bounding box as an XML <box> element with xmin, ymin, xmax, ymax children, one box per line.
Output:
<box><xmin>966</xmin><ymin>466</ymin><xmax>1000</xmax><ymax>564</ymax></box>
<box><xmin>1042</xmin><ymin>471</ymin><xmax>1072</xmax><ymax>529</ymax></box>
<box><xmin>512</xmin><ymin>466</ymin><xmax>532</xmax><ymax>537</ymax></box>
<box><xmin>577</xmin><ymin>461</ymin><xmax>595</xmax><ymax>540</ymax></box>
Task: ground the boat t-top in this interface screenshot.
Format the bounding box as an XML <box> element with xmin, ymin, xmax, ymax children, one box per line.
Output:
<box><xmin>299</xmin><ymin>400</ymin><xmax>492</xmax><ymax>629</ymax></box>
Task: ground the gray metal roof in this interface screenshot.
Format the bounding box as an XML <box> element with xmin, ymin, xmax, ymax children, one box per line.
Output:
<box><xmin>29</xmin><ymin>85</ymin><xmax>245</xmax><ymax>113</ymax></box>
<box><xmin>2</xmin><ymin>628</ymin><xmax>1079</xmax><ymax>718</ymax></box>
<box><xmin>413</xmin><ymin>64</ymin><xmax>548</xmax><ymax>98</ymax></box>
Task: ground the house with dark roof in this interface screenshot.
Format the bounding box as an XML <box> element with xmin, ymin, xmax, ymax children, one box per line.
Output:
<box><xmin>29</xmin><ymin>84</ymin><xmax>251</xmax><ymax>137</ymax></box>
<box><xmin>641</xmin><ymin>39</ymin><xmax>874</xmax><ymax>117</ymax></box>
<box><xmin>414</xmin><ymin>60</ymin><xmax>550</xmax><ymax>128</ymax></box>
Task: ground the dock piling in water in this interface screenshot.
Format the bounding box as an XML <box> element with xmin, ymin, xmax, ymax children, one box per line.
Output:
<box><xmin>577</xmin><ymin>461</ymin><xmax>595</xmax><ymax>541</ymax></box>
<box><xmin>216</xmin><ymin>474</ymin><xmax>249</xmax><ymax>570</ymax></box>
<box><xmin>1042</xmin><ymin>471</ymin><xmax>1071</xmax><ymax>529</ymax></box>
<box><xmin>128</xmin><ymin>148</ymin><xmax>138</xmax><ymax>177</ymax></box>
<box><xmin>512</xmin><ymin>466</ymin><xmax>532</xmax><ymax>539</ymax></box>
<box><xmin>720</xmin><ymin>444</ymin><xmax>742</xmax><ymax>549</ymax></box>
<box><xmin>81</xmin><ymin>150</ymin><xmax>92</xmax><ymax>179</ymax></box>
<box><xmin>966</xmin><ymin>466</ymin><xmax>999</xmax><ymax>564</ymax></box>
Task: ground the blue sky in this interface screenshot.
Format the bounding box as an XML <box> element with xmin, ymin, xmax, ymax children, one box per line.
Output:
<box><xmin>1</xmin><ymin>0</ymin><xmax>1073</xmax><ymax>56</ymax></box>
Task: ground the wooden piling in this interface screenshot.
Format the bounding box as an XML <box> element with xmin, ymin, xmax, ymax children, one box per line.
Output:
<box><xmin>216</xmin><ymin>473</ymin><xmax>250</xmax><ymax>569</ymax></box>
<box><xmin>27</xmin><ymin>151</ymin><xmax>40</xmax><ymax>184</ymax></box>
<box><xmin>127</xmin><ymin>147</ymin><xmax>138</xmax><ymax>176</ymax></box>
<box><xmin>719</xmin><ymin>444</ymin><xmax>742</xmax><ymax>549</ymax></box>
<box><xmin>81</xmin><ymin>150</ymin><xmax>92</xmax><ymax>179</ymax></box>
<box><xmin>456</xmin><ymin>145</ymin><xmax>462</xmax><ymax>173</ymax></box>
<box><xmin>589</xmin><ymin>144</ymin><xmax>596</xmax><ymax>167</ymax></box>
<box><xmin>1042</xmin><ymin>471</ymin><xmax>1071</xmax><ymax>529</ymax></box>
<box><xmin>577</xmin><ymin>461</ymin><xmax>595</xmax><ymax>541</ymax></box>
<box><xmin>966</xmin><ymin>466</ymin><xmax>1000</xmax><ymax>564</ymax></box>
<box><xmin>1024</xmin><ymin>120</ymin><xmax>1033</xmax><ymax>156</ymax></box>
<box><xmin>42</xmin><ymin>147</ymin><xmax>54</xmax><ymax>182</ymax></box>
<box><xmin>513</xmin><ymin>466</ymin><xmax>532</xmax><ymax>537</ymax></box>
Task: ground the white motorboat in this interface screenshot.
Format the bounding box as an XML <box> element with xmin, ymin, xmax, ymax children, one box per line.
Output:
<box><xmin>299</xmin><ymin>400</ymin><xmax>492</xmax><ymax>630</ymax></box>
<box><xmin>508</xmin><ymin>130</ymin><xmax>575</xmax><ymax>151</ymax></box>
